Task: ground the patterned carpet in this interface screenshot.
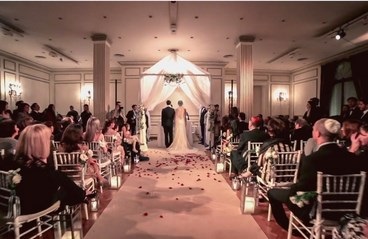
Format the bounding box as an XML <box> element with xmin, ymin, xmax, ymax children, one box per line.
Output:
<box><xmin>85</xmin><ymin>145</ymin><xmax>267</xmax><ymax>239</ymax></box>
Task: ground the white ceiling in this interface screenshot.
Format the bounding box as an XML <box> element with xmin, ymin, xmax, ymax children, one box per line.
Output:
<box><xmin>0</xmin><ymin>1</ymin><xmax>368</xmax><ymax>71</ymax></box>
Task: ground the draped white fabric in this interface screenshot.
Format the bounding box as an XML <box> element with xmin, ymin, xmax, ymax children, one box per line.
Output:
<box><xmin>140</xmin><ymin>53</ymin><xmax>211</xmax><ymax>111</ymax></box>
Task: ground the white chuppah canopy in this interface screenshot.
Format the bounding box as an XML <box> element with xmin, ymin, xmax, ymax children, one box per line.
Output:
<box><xmin>140</xmin><ymin>52</ymin><xmax>211</xmax><ymax>111</ymax></box>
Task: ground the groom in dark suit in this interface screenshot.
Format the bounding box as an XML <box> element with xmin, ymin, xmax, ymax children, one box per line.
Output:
<box><xmin>161</xmin><ymin>100</ymin><xmax>175</xmax><ymax>148</ymax></box>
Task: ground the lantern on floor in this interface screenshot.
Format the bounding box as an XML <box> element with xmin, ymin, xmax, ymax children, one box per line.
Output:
<box><xmin>240</xmin><ymin>177</ymin><xmax>258</xmax><ymax>214</ymax></box>
<box><xmin>89</xmin><ymin>196</ymin><xmax>99</xmax><ymax>212</ymax></box>
<box><xmin>123</xmin><ymin>157</ymin><xmax>132</xmax><ymax>173</ymax></box>
<box><xmin>215</xmin><ymin>153</ymin><xmax>225</xmax><ymax>173</ymax></box>
<box><xmin>231</xmin><ymin>176</ymin><xmax>242</xmax><ymax>191</ymax></box>
<box><xmin>110</xmin><ymin>175</ymin><xmax>122</xmax><ymax>189</ymax></box>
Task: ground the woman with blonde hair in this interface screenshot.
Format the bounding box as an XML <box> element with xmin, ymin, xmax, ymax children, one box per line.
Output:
<box><xmin>84</xmin><ymin>116</ymin><xmax>107</xmax><ymax>153</ymax></box>
<box><xmin>14</xmin><ymin>124</ymin><xmax>94</xmax><ymax>214</ymax></box>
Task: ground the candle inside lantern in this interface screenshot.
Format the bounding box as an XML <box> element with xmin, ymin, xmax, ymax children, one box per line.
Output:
<box><xmin>123</xmin><ymin>164</ymin><xmax>131</xmax><ymax>173</ymax></box>
<box><xmin>211</xmin><ymin>153</ymin><xmax>216</xmax><ymax>161</ymax></box>
<box><xmin>90</xmin><ymin>197</ymin><xmax>99</xmax><ymax>212</ymax></box>
<box><xmin>243</xmin><ymin>197</ymin><xmax>255</xmax><ymax>214</ymax></box>
<box><xmin>110</xmin><ymin>176</ymin><xmax>121</xmax><ymax>189</ymax></box>
<box><xmin>216</xmin><ymin>163</ymin><xmax>224</xmax><ymax>173</ymax></box>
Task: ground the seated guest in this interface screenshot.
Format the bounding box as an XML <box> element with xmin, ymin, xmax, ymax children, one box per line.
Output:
<box><xmin>0</xmin><ymin>120</ymin><xmax>19</xmax><ymax>156</ymax></box>
<box><xmin>236</xmin><ymin>112</ymin><xmax>249</xmax><ymax>137</ymax></box>
<box><xmin>59</xmin><ymin>123</ymin><xmax>107</xmax><ymax>185</ymax></box>
<box><xmin>14</xmin><ymin>124</ymin><xmax>94</xmax><ymax>214</ymax></box>
<box><xmin>267</xmin><ymin>118</ymin><xmax>360</xmax><ymax>231</ymax></box>
<box><xmin>349</xmin><ymin>123</ymin><xmax>368</xmax><ymax>217</ymax></box>
<box><xmin>339</xmin><ymin>119</ymin><xmax>361</xmax><ymax>148</ymax></box>
<box><xmin>84</xmin><ymin>117</ymin><xmax>107</xmax><ymax>153</ymax></box>
<box><xmin>242</xmin><ymin>117</ymin><xmax>293</xmax><ymax>179</ymax></box>
<box><xmin>30</xmin><ymin>102</ymin><xmax>44</xmax><ymax>122</ymax></box>
<box><xmin>229</xmin><ymin>116</ymin><xmax>269</xmax><ymax>178</ymax></box>
<box><xmin>102</xmin><ymin>119</ymin><xmax>125</xmax><ymax>160</ymax></box>
<box><xmin>122</xmin><ymin>123</ymin><xmax>140</xmax><ymax>153</ymax></box>
<box><xmin>290</xmin><ymin>118</ymin><xmax>312</xmax><ymax>150</ymax></box>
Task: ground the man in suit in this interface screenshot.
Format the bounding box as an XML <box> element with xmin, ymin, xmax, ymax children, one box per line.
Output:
<box><xmin>229</xmin><ymin>116</ymin><xmax>270</xmax><ymax>177</ymax></box>
<box><xmin>268</xmin><ymin>118</ymin><xmax>360</xmax><ymax>232</ymax></box>
<box><xmin>126</xmin><ymin>104</ymin><xmax>138</xmax><ymax>135</ymax></box>
<box><xmin>358</xmin><ymin>98</ymin><xmax>368</xmax><ymax>124</ymax></box>
<box><xmin>199</xmin><ymin>106</ymin><xmax>207</xmax><ymax>144</ymax></box>
<box><xmin>347</xmin><ymin>97</ymin><xmax>362</xmax><ymax>120</ymax></box>
<box><xmin>161</xmin><ymin>100</ymin><xmax>175</xmax><ymax>148</ymax></box>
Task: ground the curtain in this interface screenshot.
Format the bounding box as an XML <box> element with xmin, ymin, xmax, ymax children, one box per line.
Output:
<box><xmin>350</xmin><ymin>51</ymin><xmax>368</xmax><ymax>101</ymax></box>
<box><xmin>320</xmin><ymin>61</ymin><xmax>338</xmax><ymax>114</ymax></box>
<box><xmin>140</xmin><ymin>53</ymin><xmax>211</xmax><ymax>111</ymax></box>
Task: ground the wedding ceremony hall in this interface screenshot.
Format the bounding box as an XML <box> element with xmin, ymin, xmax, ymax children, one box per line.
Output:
<box><xmin>1</xmin><ymin>1</ymin><xmax>368</xmax><ymax>239</ymax></box>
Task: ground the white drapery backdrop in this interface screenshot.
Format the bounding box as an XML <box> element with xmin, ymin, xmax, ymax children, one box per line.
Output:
<box><xmin>140</xmin><ymin>52</ymin><xmax>211</xmax><ymax>111</ymax></box>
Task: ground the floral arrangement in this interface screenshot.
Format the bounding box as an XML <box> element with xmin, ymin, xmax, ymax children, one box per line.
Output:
<box><xmin>163</xmin><ymin>73</ymin><xmax>184</xmax><ymax>85</ymax></box>
<box><xmin>80</xmin><ymin>149</ymin><xmax>93</xmax><ymax>165</ymax></box>
<box><xmin>289</xmin><ymin>191</ymin><xmax>317</xmax><ymax>208</ymax></box>
<box><xmin>7</xmin><ymin>168</ymin><xmax>22</xmax><ymax>189</ymax></box>
<box><xmin>264</xmin><ymin>147</ymin><xmax>278</xmax><ymax>164</ymax></box>
<box><xmin>137</xmin><ymin>105</ymin><xmax>146</xmax><ymax>130</ymax></box>
<box><xmin>260</xmin><ymin>147</ymin><xmax>279</xmax><ymax>183</ymax></box>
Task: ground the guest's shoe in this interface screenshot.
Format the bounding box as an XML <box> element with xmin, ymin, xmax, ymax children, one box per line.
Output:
<box><xmin>229</xmin><ymin>173</ymin><xmax>237</xmax><ymax>180</ymax></box>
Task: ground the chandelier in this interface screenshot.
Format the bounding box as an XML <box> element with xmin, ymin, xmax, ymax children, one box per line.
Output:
<box><xmin>163</xmin><ymin>73</ymin><xmax>184</xmax><ymax>86</ymax></box>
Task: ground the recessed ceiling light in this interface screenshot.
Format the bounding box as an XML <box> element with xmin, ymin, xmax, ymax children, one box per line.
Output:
<box><xmin>35</xmin><ymin>55</ymin><xmax>46</xmax><ymax>59</ymax></box>
<box><xmin>14</xmin><ymin>18</ymin><xmax>19</xmax><ymax>21</ymax></box>
<box><xmin>281</xmin><ymin>19</ymin><xmax>286</xmax><ymax>23</ymax></box>
<box><xmin>322</xmin><ymin>21</ymin><xmax>327</xmax><ymax>24</ymax></box>
<box><xmin>154</xmin><ymin>36</ymin><xmax>158</xmax><ymax>39</ymax></box>
<box><xmin>118</xmin><ymin>36</ymin><xmax>122</xmax><ymax>39</ymax></box>
<box><xmin>226</xmin><ymin>37</ymin><xmax>230</xmax><ymax>40</ymax></box>
<box><xmin>114</xmin><ymin>54</ymin><xmax>125</xmax><ymax>57</ymax></box>
<box><xmin>223</xmin><ymin>54</ymin><xmax>233</xmax><ymax>58</ymax></box>
<box><xmin>190</xmin><ymin>36</ymin><xmax>194</xmax><ymax>39</ymax></box>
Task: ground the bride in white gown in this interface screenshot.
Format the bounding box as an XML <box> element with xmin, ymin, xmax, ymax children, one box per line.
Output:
<box><xmin>168</xmin><ymin>100</ymin><xmax>196</xmax><ymax>154</ymax></box>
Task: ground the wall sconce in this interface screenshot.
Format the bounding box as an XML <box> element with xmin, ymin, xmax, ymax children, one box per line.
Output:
<box><xmin>87</xmin><ymin>90</ymin><xmax>91</xmax><ymax>104</ymax></box>
<box><xmin>8</xmin><ymin>82</ymin><xmax>22</xmax><ymax>99</ymax></box>
<box><xmin>276</xmin><ymin>91</ymin><xmax>288</xmax><ymax>102</ymax></box>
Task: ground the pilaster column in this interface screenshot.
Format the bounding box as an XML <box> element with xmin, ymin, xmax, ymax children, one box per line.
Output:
<box><xmin>236</xmin><ymin>35</ymin><xmax>254</xmax><ymax>119</ymax></box>
<box><xmin>91</xmin><ymin>34</ymin><xmax>111</xmax><ymax>123</ymax></box>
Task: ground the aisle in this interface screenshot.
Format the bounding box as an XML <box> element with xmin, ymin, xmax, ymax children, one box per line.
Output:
<box><xmin>85</xmin><ymin>147</ymin><xmax>267</xmax><ymax>239</ymax></box>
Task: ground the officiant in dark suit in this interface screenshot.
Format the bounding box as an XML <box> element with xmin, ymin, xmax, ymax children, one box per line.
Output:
<box><xmin>199</xmin><ymin>106</ymin><xmax>207</xmax><ymax>144</ymax></box>
<box><xmin>161</xmin><ymin>100</ymin><xmax>175</xmax><ymax>148</ymax></box>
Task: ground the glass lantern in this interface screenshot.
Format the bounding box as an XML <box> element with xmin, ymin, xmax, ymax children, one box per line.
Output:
<box><xmin>123</xmin><ymin>157</ymin><xmax>132</xmax><ymax>174</ymax></box>
<box><xmin>89</xmin><ymin>196</ymin><xmax>99</xmax><ymax>212</ymax></box>
<box><xmin>240</xmin><ymin>177</ymin><xmax>258</xmax><ymax>214</ymax></box>
<box><xmin>110</xmin><ymin>175</ymin><xmax>122</xmax><ymax>189</ymax></box>
<box><xmin>214</xmin><ymin>153</ymin><xmax>225</xmax><ymax>173</ymax></box>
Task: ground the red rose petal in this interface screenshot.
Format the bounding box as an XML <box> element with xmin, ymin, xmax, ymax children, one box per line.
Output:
<box><xmin>138</xmin><ymin>186</ymin><xmax>142</xmax><ymax>189</ymax></box>
<box><xmin>160</xmin><ymin>215</ymin><xmax>163</xmax><ymax>218</ymax></box>
<box><xmin>146</xmin><ymin>192</ymin><xmax>150</xmax><ymax>195</ymax></box>
<box><xmin>143</xmin><ymin>212</ymin><xmax>148</xmax><ymax>216</ymax></box>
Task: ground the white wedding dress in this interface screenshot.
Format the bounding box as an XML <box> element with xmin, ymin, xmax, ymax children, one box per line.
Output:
<box><xmin>168</xmin><ymin>106</ymin><xmax>196</xmax><ymax>154</ymax></box>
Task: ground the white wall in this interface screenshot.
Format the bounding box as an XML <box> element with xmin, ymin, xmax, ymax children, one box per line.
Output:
<box><xmin>0</xmin><ymin>54</ymin><xmax>51</xmax><ymax>110</ymax></box>
<box><xmin>291</xmin><ymin>66</ymin><xmax>321</xmax><ymax>117</ymax></box>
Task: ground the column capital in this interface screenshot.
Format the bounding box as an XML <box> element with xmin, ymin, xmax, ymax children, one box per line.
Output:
<box><xmin>91</xmin><ymin>33</ymin><xmax>112</xmax><ymax>45</ymax></box>
<box><xmin>236</xmin><ymin>35</ymin><xmax>255</xmax><ymax>47</ymax></box>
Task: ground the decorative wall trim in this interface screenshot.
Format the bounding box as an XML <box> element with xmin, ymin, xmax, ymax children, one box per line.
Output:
<box><xmin>271</xmin><ymin>75</ymin><xmax>290</xmax><ymax>82</ymax></box>
<box><xmin>4</xmin><ymin>59</ymin><xmax>16</xmax><ymax>71</ymax></box>
<box><xmin>54</xmin><ymin>73</ymin><xmax>82</xmax><ymax>81</ymax></box>
<box><xmin>19</xmin><ymin>64</ymin><xmax>50</xmax><ymax>81</ymax></box>
<box><xmin>125</xmin><ymin>67</ymin><xmax>140</xmax><ymax>76</ymax></box>
<box><xmin>293</xmin><ymin>68</ymin><xmax>318</xmax><ymax>82</ymax></box>
<box><xmin>207</xmin><ymin>68</ymin><xmax>222</xmax><ymax>76</ymax></box>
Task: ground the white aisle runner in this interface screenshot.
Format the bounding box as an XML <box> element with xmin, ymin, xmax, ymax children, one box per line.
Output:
<box><xmin>85</xmin><ymin>147</ymin><xmax>267</xmax><ymax>239</ymax></box>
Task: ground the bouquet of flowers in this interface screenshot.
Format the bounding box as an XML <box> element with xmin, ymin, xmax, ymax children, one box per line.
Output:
<box><xmin>289</xmin><ymin>191</ymin><xmax>317</xmax><ymax>208</ymax></box>
<box><xmin>260</xmin><ymin>147</ymin><xmax>279</xmax><ymax>183</ymax></box>
<box><xmin>80</xmin><ymin>149</ymin><xmax>93</xmax><ymax>165</ymax></box>
<box><xmin>7</xmin><ymin>168</ymin><xmax>22</xmax><ymax>189</ymax></box>
<box><xmin>137</xmin><ymin>105</ymin><xmax>146</xmax><ymax>130</ymax></box>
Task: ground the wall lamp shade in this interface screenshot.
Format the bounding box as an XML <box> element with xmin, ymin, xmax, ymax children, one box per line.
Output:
<box><xmin>335</xmin><ymin>29</ymin><xmax>346</xmax><ymax>40</ymax></box>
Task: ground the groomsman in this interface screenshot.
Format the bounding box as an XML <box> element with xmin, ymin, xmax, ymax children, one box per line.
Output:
<box><xmin>199</xmin><ymin>106</ymin><xmax>207</xmax><ymax>144</ymax></box>
<box><xmin>161</xmin><ymin>100</ymin><xmax>175</xmax><ymax>148</ymax></box>
<box><xmin>126</xmin><ymin>104</ymin><xmax>138</xmax><ymax>135</ymax></box>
